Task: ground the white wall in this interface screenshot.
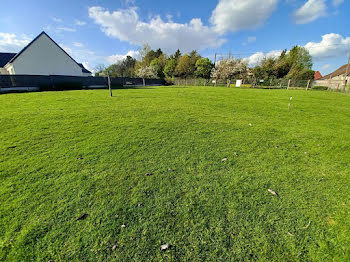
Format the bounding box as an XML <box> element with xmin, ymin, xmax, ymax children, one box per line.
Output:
<box><xmin>330</xmin><ymin>75</ymin><xmax>350</xmax><ymax>81</ymax></box>
<box><xmin>9</xmin><ymin>34</ymin><xmax>84</xmax><ymax>76</ymax></box>
<box><xmin>0</xmin><ymin>67</ymin><xmax>8</xmax><ymax>74</ymax></box>
<box><xmin>82</xmin><ymin>72</ymin><xmax>92</xmax><ymax>77</ymax></box>
<box><xmin>313</xmin><ymin>79</ymin><xmax>346</xmax><ymax>90</ymax></box>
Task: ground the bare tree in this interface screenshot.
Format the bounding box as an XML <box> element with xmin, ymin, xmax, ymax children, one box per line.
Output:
<box><xmin>140</xmin><ymin>44</ymin><xmax>152</xmax><ymax>62</ymax></box>
<box><xmin>94</xmin><ymin>64</ymin><xmax>106</xmax><ymax>76</ymax></box>
<box><xmin>136</xmin><ymin>66</ymin><xmax>157</xmax><ymax>86</ymax></box>
<box><xmin>211</xmin><ymin>58</ymin><xmax>248</xmax><ymax>87</ymax></box>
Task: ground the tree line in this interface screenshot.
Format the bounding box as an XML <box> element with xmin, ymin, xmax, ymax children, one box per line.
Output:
<box><xmin>95</xmin><ymin>44</ymin><xmax>314</xmax><ymax>86</ymax></box>
<box><xmin>95</xmin><ymin>44</ymin><xmax>214</xmax><ymax>80</ymax></box>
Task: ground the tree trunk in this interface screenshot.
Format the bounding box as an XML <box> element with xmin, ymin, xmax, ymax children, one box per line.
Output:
<box><xmin>227</xmin><ymin>79</ymin><xmax>231</xmax><ymax>88</ymax></box>
<box><xmin>143</xmin><ymin>78</ymin><xmax>145</xmax><ymax>87</ymax></box>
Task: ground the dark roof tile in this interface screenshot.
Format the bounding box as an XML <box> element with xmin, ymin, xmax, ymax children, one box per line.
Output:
<box><xmin>0</xmin><ymin>53</ymin><xmax>17</xmax><ymax>67</ymax></box>
<box><xmin>78</xmin><ymin>63</ymin><xmax>92</xmax><ymax>74</ymax></box>
<box><xmin>322</xmin><ymin>64</ymin><xmax>350</xmax><ymax>79</ymax></box>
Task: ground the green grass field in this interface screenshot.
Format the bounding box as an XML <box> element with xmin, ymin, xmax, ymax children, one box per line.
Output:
<box><xmin>1</xmin><ymin>87</ymin><xmax>350</xmax><ymax>261</ymax></box>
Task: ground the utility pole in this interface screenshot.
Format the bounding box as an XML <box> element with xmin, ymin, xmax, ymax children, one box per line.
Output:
<box><xmin>214</xmin><ymin>53</ymin><xmax>217</xmax><ymax>87</ymax></box>
<box><xmin>107</xmin><ymin>71</ymin><xmax>112</xmax><ymax>97</ymax></box>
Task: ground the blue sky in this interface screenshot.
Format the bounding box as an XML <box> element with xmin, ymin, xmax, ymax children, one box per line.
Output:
<box><xmin>0</xmin><ymin>0</ymin><xmax>349</xmax><ymax>75</ymax></box>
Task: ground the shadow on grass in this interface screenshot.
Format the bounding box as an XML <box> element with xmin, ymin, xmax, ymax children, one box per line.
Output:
<box><xmin>116</xmin><ymin>86</ymin><xmax>155</xmax><ymax>90</ymax></box>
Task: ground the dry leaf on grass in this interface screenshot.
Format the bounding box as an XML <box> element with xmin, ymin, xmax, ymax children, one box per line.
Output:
<box><xmin>76</xmin><ymin>213</ymin><xmax>88</xmax><ymax>221</ymax></box>
<box><xmin>160</xmin><ymin>243</ymin><xmax>170</xmax><ymax>251</ymax></box>
<box><xmin>268</xmin><ymin>189</ymin><xmax>279</xmax><ymax>196</ymax></box>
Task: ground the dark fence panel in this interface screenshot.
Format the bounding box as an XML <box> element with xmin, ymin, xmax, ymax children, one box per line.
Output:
<box><xmin>0</xmin><ymin>75</ymin><xmax>51</xmax><ymax>88</ymax></box>
<box><xmin>0</xmin><ymin>75</ymin><xmax>165</xmax><ymax>93</ymax></box>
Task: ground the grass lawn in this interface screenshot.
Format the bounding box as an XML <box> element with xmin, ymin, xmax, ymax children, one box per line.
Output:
<box><xmin>1</xmin><ymin>86</ymin><xmax>350</xmax><ymax>261</ymax></box>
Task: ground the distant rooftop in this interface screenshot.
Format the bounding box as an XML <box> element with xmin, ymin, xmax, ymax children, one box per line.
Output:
<box><xmin>322</xmin><ymin>64</ymin><xmax>350</xmax><ymax>79</ymax></box>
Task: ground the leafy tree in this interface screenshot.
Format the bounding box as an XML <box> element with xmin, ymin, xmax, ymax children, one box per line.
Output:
<box><xmin>284</xmin><ymin>47</ymin><xmax>313</xmax><ymax>79</ymax></box>
<box><xmin>252</xmin><ymin>66</ymin><xmax>264</xmax><ymax>81</ymax></box>
<box><xmin>121</xmin><ymin>56</ymin><xmax>136</xmax><ymax>77</ymax></box>
<box><xmin>189</xmin><ymin>50</ymin><xmax>201</xmax><ymax>63</ymax></box>
<box><xmin>175</xmin><ymin>54</ymin><xmax>193</xmax><ymax>78</ymax></box>
<box><xmin>155</xmin><ymin>48</ymin><xmax>163</xmax><ymax>58</ymax></box>
<box><xmin>211</xmin><ymin>58</ymin><xmax>248</xmax><ymax>87</ymax></box>
<box><xmin>273</xmin><ymin>50</ymin><xmax>290</xmax><ymax>79</ymax></box>
<box><xmin>164</xmin><ymin>59</ymin><xmax>177</xmax><ymax>78</ymax></box>
<box><xmin>299</xmin><ymin>69</ymin><xmax>315</xmax><ymax>80</ymax></box>
<box><xmin>174</xmin><ymin>51</ymin><xmax>201</xmax><ymax>78</ymax></box>
<box><xmin>139</xmin><ymin>44</ymin><xmax>165</xmax><ymax>67</ymax></box>
<box><xmin>105</xmin><ymin>56</ymin><xmax>136</xmax><ymax>77</ymax></box>
<box><xmin>140</xmin><ymin>44</ymin><xmax>151</xmax><ymax>62</ymax></box>
<box><xmin>195</xmin><ymin>58</ymin><xmax>214</xmax><ymax>79</ymax></box>
<box><xmin>251</xmin><ymin>46</ymin><xmax>313</xmax><ymax>80</ymax></box>
<box><xmin>260</xmin><ymin>57</ymin><xmax>277</xmax><ymax>79</ymax></box>
<box><xmin>150</xmin><ymin>54</ymin><xmax>167</xmax><ymax>78</ymax></box>
<box><xmin>170</xmin><ymin>49</ymin><xmax>182</xmax><ymax>61</ymax></box>
<box><xmin>189</xmin><ymin>50</ymin><xmax>201</xmax><ymax>76</ymax></box>
<box><xmin>287</xmin><ymin>46</ymin><xmax>312</xmax><ymax>70</ymax></box>
<box><xmin>136</xmin><ymin>66</ymin><xmax>157</xmax><ymax>86</ymax></box>
<box><xmin>105</xmin><ymin>64</ymin><xmax>118</xmax><ymax>77</ymax></box>
<box><xmin>287</xmin><ymin>65</ymin><xmax>314</xmax><ymax>80</ymax></box>
<box><xmin>142</xmin><ymin>48</ymin><xmax>164</xmax><ymax>66</ymax></box>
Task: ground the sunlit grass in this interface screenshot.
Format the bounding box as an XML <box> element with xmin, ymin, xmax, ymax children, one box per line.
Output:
<box><xmin>1</xmin><ymin>86</ymin><xmax>350</xmax><ymax>261</ymax></box>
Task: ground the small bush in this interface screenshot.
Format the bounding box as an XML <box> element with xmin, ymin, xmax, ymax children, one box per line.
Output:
<box><xmin>312</xmin><ymin>86</ymin><xmax>328</xmax><ymax>91</ymax></box>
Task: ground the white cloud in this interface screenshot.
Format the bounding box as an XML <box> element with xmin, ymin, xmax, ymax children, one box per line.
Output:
<box><xmin>73</xmin><ymin>42</ymin><xmax>84</xmax><ymax>47</ymax></box>
<box><xmin>293</xmin><ymin>0</ymin><xmax>326</xmax><ymax>24</ymax></box>
<box><xmin>52</xmin><ymin>17</ymin><xmax>63</xmax><ymax>23</ymax></box>
<box><xmin>210</xmin><ymin>0</ymin><xmax>279</xmax><ymax>34</ymax></box>
<box><xmin>106</xmin><ymin>50</ymin><xmax>140</xmax><ymax>64</ymax></box>
<box><xmin>60</xmin><ymin>44</ymin><xmax>73</xmax><ymax>54</ymax></box>
<box><xmin>60</xmin><ymin>43</ymin><xmax>104</xmax><ymax>72</ymax></box>
<box><xmin>242</xmin><ymin>36</ymin><xmax>257</xmax><ymax>46</ymax></box>
<box><xmin>242</xmin><ymin>33</ymin><xmax>350</xmax><ymax>68</ymax></box>
<box><xmin>247</xmin><ymin>36</ymin><xmax>257</xmax><ymax>43</ymax></box>
<box><xmin>82</xmin><ymin>62</ymin><xmax>93</xmax><ymax>72</ymax></box>
<box><xmin>243</xmin><ymin>50</ymin><xmax>282</xmax><ymax>66</ymax></box>
<box><xmin>0</xmin><ymin>32</ymin><xmax>30</xmax><ymax>52</ymax></box>
<box><xmin>321</xmin><ymin>64</ymin><xmax>331</xmax><ymax>70</ymax></box>
<box><xmin>88</xmin><ymin>6</ymin><xmax>226</xmax><ymax>53</ymax></box>
<box><xmin>124</xmin><ymin>0</ymin><xmax>136</xmax><ymax>5</ymax></box>
<box><xmin>166</xmin><ymin>14</ymin><xmax>173</xmax><ymax>22</ymax></box>
<box><xmin>57</xmin><ymin>26</ymin><xmax>76</xmax><ymax>32</ymax></box>
<box><xmin>332</xmin><ymin>0</ymin><xmax>344</xmax><ymax>7</ymax></box>
<box><xmin>75</xmin><ymin>20</ymin><xmax>87</xmax><ymax>26</ymax></box>
<box><xmin>304</xmin><ymin>33</ymin><xmax>350</xmax><ymax>60</ymax></box>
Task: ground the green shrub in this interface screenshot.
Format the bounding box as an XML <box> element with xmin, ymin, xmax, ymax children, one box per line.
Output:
<box><xmin>165</xmin><ymin>78</ymin><xmax>175</xmax><ymax>86</ymax></box>
<box><xmin>312</xmin><ymin>86</ymin><xmax>328</xmax><ymax>91</ymax></box>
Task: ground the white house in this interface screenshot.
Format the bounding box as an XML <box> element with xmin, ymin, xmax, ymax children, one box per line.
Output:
<box><xmin>0</xmin><ymin>31</ymin><xmax>91</xmax><ymax>76</ymax></box>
